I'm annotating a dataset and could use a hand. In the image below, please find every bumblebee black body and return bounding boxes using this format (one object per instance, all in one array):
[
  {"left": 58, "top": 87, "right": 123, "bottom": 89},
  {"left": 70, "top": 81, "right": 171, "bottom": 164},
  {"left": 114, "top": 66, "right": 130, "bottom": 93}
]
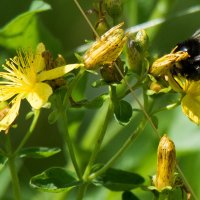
[{"left": 172, "top": 32, "right": 200, "bottom": 80}]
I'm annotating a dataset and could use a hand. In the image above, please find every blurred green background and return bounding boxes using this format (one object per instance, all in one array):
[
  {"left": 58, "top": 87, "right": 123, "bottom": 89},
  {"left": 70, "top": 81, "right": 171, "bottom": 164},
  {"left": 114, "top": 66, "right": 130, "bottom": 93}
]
[{"left": 0, "top": 0, "right": 200, "bottom": 199}]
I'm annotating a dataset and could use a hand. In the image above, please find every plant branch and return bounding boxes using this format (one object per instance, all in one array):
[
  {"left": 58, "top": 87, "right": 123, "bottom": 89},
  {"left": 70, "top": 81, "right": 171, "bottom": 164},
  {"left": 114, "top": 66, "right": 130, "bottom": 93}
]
[
  {"left": 7, "top": 136, "right": 21, "bottom": 200},
  {"left": 83, "top": 93, "right": 114, "bottom": 181},
  {"left": 14, "top": 109, "right": 40, "bottom": 156}
]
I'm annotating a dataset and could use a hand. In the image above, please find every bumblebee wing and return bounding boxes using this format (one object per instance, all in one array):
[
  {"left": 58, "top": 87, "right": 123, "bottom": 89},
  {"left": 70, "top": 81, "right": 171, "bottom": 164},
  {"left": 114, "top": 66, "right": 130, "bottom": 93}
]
[{"left": 192, "top": 28, "right": 200, "bottom": 39}]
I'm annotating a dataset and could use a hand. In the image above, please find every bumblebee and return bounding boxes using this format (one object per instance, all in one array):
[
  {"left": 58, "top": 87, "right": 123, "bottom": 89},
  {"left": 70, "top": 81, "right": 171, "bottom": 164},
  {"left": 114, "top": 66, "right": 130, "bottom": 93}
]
[
  {"left": 171, "top": 30, "right": 200, "bottom": 80},
  {"left": 150, "top": 29, "right": 200, "bottom": 81}
]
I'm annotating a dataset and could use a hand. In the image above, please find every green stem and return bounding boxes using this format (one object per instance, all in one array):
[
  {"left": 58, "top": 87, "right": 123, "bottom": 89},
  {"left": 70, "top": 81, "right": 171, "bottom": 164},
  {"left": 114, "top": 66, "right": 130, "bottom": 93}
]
[
  {"left": 89, "top": 118, "right": 147, "bottom": 180},
  {"left": 60, "top": 107, "right": 82, "bottom": 180},
  {"left": 6, "top": 110, "right": 41, "bottom": 200},
  {"left": 73, "top": 0, "right": 99, "bottom": 38},
  {"left": 67, "top": 67, "right": 85, "bottom": 98},
  {"left": 76, "top": 183, "right": 89, "bottom": 200},
  {"left": 176, "top": 165, "right": 199, "bottom": 200},
  {"left": 83, "top": 87, "right": 114, "bottom": 181},
  {"left": 14, "top": 109, "right": 40, "bottom": 156},
  {"left": 7, "top": 136, "right": 21, "bottom": 200},
  {"left": 154, "top": 191, "right": 170, "bottom": 200},
  {"left": 119, "top": 80, "right": 141, "bottom": 99}
]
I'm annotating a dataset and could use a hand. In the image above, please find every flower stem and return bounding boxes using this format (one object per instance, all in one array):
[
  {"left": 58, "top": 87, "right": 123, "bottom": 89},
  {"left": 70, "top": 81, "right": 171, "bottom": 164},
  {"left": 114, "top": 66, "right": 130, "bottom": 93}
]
[
  {"left": 60, "top": 105, "right": 82, "bottom": 180},
  {"left": 14, "top": 109, "right": 40, "bottom": 156},
  {"left": 89, "top": 118, "right": 147, "bottom": 180},
  {"left": 76, "top": 183, "right": 89, "bottom": 200},
  {"left": 6, "top": 110, "right": 41, "bottom": 200},
  {"left": 8, "top": 157, "right": 21, "bottom": 200},
  {"left": 6, "top": 136, "right": 21, "bottom": 200},
  {"left": 83, "top": 87, "right": 114, "bottom": 181},
  {"left": 73, "top": 0, "right": 99, "bottom": 38},
  {"left": 154, "top": 191, "right": 171, "bottom": 200}
]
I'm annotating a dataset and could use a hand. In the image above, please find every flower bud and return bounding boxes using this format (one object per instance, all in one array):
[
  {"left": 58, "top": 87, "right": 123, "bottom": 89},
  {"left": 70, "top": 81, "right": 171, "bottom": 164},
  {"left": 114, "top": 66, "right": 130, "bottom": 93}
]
[
  {"left": 95, "top": 20, "right": 109, "bottom": 36},
  {"left": 155, "top": 135, "right": 176, "bottom": 190},
  {"left": 104, "top": 0, "right": 122, "bottom": 18},
  {"left": 126, "top": 30, "right": 149, "bottom": 73},
  {"left": 149, "top": 82, "right": 163, "bottom": 93},
  {"left": 83, "top": 23, "right": 127, "bottom": 70},
  {"left": 134, "top": 30, "right": 149, "bottom": 53},
  {"left": 100, "top": 58, "right": 124, "bottom": 83}
]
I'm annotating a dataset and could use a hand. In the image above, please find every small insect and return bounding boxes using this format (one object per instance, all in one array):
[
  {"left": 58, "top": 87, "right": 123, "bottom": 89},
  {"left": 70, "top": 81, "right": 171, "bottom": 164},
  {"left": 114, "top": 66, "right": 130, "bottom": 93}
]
[{"left": 150, "top": 29, "right": 200, "bottom": 81}]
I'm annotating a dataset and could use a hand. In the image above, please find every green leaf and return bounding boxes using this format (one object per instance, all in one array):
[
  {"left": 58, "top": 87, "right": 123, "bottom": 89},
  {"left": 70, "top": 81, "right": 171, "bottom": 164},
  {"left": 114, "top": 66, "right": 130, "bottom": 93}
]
[
  {"left": 93, "top": 167, "right": 144, "bottom": 191},
  {"left": 19, "top": 147, "right": 61, "bottom": 159},
  {"left": 91, "top": 79, "right": 108, "bottom": 88},
  {"left": 30, "top": 167, "right": 81, "bottom": 192},
  {"left": 114, "top": 100, "right": 132, "bottom": 125},
  {"left": 84, "top": 94, "right": 108, "bottom": 109},
  {"left": 29, "top": 0, "right": 51, "bottom": 11},
  {"left": 48, "top": 110, "right": 60, "bottom": 124},
  {"left": 0, "top": 155, "right": 8, "bottom": 171},
  {"left": 122, "top": 191, "right": 140, "bottom": 200},
  {"left": 150, "top": 93, "right": 180, "bottom": 114},
  {"left": 0, "top": 1, "right": 51, "bottom": 49}
]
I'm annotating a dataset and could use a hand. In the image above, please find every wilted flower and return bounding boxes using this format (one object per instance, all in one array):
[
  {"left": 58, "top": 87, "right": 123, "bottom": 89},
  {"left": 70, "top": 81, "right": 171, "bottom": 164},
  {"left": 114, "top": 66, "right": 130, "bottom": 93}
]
[
  {"left": 0, "top": 43, "right": 83, "bottom": 132},
  {"left": 150, "top": 51, "right": 189, "bottom": 77},
  {"left": 83, "top": 22, "right": 127, "bottom": 69},
  {"left": 155, "top": 135, "right": 176, "bottom": 190}
]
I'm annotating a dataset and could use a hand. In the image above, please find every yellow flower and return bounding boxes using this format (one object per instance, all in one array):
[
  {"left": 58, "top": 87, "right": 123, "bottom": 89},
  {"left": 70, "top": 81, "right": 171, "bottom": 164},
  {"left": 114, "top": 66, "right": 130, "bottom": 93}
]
[
  {"left": 181, "top": 80, "right": 200, "bottom": 124},
  {"left": 0, "top": 43, "right": 83, "bottom": 132},
  {"left": 83, "top": 22, "right": 127, "bottom": 69}
]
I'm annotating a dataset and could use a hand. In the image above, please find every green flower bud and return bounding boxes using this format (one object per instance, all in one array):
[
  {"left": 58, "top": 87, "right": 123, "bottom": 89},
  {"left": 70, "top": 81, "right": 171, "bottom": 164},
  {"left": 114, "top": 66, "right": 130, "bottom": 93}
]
[
  {"left": 126, "top": 30, "right": 149, "bottom": 73},
  {"left": 95, "top": 20, "right": 109, "bottom": 36},
  {"left": 104, "top": 0, "right": 122, "bottom": 18},
  {"left": 134, "top": 30, "right": 149, "bottom": 53}
]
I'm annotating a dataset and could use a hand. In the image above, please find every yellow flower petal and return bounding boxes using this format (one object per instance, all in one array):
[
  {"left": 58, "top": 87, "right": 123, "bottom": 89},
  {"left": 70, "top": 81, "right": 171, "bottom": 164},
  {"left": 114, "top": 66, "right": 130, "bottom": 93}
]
[
  {"left": 33, "top": 43, "right": 46, "bottom": 73},
  {"left": 0, "top": 95, "right": 22, "bottom": 132},
  {"left": 182, "top": 93, "right": 200, "bottom": 124},
  {"left": 184, "top": 80, "right": 200, "bottom": 95},
  {"left": 26, "top": 83, "right": 52, "bottom": 109},
  {"left": 0, "top": 86, "right": 20, "bottom": 101},
  {"left": 37, "top": 64, "right": 83, "bottom": 82}
]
